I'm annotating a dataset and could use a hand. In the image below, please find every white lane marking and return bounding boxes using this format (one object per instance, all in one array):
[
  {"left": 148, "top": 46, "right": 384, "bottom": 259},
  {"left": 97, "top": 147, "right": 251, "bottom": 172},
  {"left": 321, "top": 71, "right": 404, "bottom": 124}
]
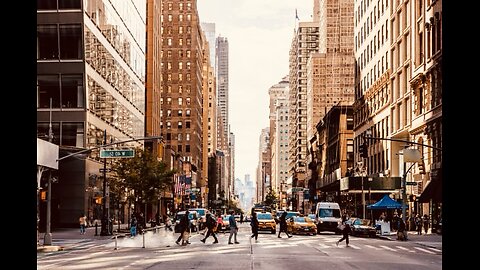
[
  {"left": 364, "top": 244, "right": 381, "bottom": 250},
  {"left": 379, "top": 245, "right": 397, "bottom": 251},
  {"left": 414, "top": 247, "right": 436, "bottom": 254},
  {"left": 348, "top": 244, "right": 361, "bottom": 249},
  {"left": 396, "top": 246, "right": 415, "bottom": 252},
  {"left": 427, "top": 247, "right": 442, "bottom": 253}
]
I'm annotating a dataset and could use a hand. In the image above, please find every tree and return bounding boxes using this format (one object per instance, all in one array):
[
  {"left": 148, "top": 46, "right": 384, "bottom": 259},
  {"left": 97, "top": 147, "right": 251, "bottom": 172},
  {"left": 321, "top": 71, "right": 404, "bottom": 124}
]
[
  {"left": 264, "top": 188, "right": 278, "bottom": 209},
  {"left": 111, "top": 148, "right": 175, "bottom": 210}
]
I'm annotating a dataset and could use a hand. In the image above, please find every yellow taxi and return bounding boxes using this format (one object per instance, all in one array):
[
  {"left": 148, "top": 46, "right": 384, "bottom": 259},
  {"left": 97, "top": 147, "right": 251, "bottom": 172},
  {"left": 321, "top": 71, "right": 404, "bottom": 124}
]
[
  {"left": 287, "top": 216, "right": 317, "bottom": 235},
  {"left": 256, "top": 212, "right": 277, "bottom": 234}
]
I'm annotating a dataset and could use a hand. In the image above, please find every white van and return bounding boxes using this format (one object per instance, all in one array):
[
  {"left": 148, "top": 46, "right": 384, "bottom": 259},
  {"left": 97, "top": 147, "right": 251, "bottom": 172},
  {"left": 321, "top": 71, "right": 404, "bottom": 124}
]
[{"left": 314, "top": 202, "right": 342, "bottom": 234}]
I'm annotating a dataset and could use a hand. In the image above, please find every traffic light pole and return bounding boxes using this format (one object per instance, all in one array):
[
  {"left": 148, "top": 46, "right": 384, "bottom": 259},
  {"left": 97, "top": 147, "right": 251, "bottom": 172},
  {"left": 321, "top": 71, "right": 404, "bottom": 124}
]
[{"left": 100, "top": 130, "right": 110, "bottom": 236}]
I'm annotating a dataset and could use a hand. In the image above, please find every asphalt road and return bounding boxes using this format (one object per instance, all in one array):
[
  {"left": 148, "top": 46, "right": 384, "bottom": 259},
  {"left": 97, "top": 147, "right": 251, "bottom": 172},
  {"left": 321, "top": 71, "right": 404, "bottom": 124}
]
[{"left": 37, "top": 224, "right": 442, "bottom": 270}]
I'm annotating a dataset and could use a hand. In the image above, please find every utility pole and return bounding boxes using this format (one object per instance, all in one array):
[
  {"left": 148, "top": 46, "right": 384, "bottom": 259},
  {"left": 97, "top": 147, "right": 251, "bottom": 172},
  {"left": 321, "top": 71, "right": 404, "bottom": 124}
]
[
  {"left": 100, "top": 129, "right": 110, "bottom": 236},
  {"left": 44, "top": 98, "right": 54, "bottom": 245}
]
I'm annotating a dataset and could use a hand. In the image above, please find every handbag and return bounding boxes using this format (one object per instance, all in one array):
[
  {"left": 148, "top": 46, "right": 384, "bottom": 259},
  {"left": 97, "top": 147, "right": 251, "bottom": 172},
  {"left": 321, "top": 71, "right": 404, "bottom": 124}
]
[{"left": 337, "top": 224, "right": 345, "bottom": 230}]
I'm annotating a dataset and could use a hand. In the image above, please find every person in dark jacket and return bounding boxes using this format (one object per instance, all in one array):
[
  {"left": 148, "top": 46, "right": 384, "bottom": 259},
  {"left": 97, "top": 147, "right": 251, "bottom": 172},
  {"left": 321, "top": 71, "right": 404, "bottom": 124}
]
[
  {"left": 250, "top": 212, "right": 259, "bottom": 241},
  {"left": 176, "top": 211, "right": 191, "bottom": 245},
  {"left": 200, "top": 213, "right": 219, "bottom": 244},
  {"left": 277, "top": 211, "right": 292, "bottom": 238},
  {"left": 336, "top": 222, "right": 351, "bottom": 246}
]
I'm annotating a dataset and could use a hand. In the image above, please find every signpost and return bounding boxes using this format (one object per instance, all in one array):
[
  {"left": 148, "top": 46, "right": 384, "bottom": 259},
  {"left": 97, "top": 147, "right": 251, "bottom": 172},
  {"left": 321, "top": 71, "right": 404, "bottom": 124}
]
[{"left": 100, "top": 149, "right": 135, "bottom": 158}]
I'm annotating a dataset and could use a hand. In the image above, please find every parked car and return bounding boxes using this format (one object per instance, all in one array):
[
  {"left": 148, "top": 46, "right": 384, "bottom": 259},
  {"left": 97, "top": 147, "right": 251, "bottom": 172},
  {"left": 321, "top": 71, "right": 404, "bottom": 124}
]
[
  {"left": 256, "top": 212, "right": 277, "bottom": 234},
  {"left": 286, "top": 216, "right": 317, "bottom": 235},
  {"left": 345, "top": 218, "right": 377, "bottom": 237},
  {"left": 174, "top": 211, "right": 198, "bottom": 233}
]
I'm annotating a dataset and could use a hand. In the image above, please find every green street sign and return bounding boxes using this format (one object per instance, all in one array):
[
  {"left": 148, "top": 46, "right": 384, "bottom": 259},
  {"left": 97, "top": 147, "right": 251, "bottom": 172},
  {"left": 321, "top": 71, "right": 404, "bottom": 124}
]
[{"left": 100, "top": 149, "right": 135, "bottom": 158}]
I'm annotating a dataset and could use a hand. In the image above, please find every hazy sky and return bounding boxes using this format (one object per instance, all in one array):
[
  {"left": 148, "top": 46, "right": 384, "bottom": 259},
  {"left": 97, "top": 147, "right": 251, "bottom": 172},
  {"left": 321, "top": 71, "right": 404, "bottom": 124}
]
[{"left": 197, "top": 0, "right": 313, "bottom": 183}]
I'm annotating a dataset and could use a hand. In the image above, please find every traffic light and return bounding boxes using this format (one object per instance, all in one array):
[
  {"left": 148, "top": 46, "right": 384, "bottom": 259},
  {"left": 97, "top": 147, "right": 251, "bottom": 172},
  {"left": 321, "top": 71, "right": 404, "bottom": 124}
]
[
  {"left": 359, "top": 143, "right": 368, "bottom": 158},
  {"left": 418, "top": 159, "right": 426, "bottom": 174}
]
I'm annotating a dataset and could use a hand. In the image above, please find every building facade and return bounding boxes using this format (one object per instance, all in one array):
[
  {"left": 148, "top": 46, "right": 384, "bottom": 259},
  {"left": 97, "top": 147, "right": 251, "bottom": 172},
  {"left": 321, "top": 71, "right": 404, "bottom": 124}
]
[
  {"left": 160, "top": 0, "right": 204, "bottom": 207},
  {"left": 37, "top": 0, "right": 146, "bottom": 227}
]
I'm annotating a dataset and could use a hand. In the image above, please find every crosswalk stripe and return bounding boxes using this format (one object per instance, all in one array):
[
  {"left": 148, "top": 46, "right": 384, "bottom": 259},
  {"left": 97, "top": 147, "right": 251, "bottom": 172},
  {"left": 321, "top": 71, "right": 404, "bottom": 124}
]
[
  {"left": 427, "top": 247, "right": 441, "bottom": 253},
  {"left": 364, "top": 244, "right": 380, "bottom": 250},
  {"left": 414, "top": 247, "right": 436, "bottom": 254},
  {"left": 379, "top": 245, "right": 397, "bottom": 251},
  {"left": 396, "top": 246, "right": 415, "bottom": 252},
  {"left": 348, "top": 244, "right": 361, "bottom": 249}
]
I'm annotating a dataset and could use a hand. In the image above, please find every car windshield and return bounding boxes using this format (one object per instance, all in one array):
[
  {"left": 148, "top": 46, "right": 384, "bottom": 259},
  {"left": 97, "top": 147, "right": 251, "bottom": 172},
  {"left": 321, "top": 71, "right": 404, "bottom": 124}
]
[
  {"left": 352, "top": 219, "right": 370, "bottom": 226},
  {"left": 286, "top": 212, "right": 300, "bottom": 219},
  {"left": 257, "top": 213, "right": 273, "bottom": 220},
  {"left": 293, "top": 217, "right": 307, "bottom": 223},
  {"left": 319, "top": 209, "right": 341, "bottom": 218},
  {"left": 222, "top": 215, "right": 231, "bottom": 221},
  {"left": 194, "top": 209, "right": 206, "bottom": 216}
]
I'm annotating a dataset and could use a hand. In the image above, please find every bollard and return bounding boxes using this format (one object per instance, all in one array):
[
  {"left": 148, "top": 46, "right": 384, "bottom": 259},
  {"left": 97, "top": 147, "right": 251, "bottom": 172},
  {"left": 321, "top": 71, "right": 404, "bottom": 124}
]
[
  {"left": 142, "top": 230, "right": 146, "bottom": 248},
  {"left": 114, "top": 234, "right": 118, "bottom": 250},
  {"left": 95, "top": 222, "right": 98, "bottom": 236}
]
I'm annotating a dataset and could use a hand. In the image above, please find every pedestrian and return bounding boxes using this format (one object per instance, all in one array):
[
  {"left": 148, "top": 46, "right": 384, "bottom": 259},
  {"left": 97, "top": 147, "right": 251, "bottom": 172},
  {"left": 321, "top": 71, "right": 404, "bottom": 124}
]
[
  {"left": 79, "top": 213, "right": 87, "bottom": 235},
  {"left": 130, "top": 214, "right": 137, "bottom": 238},
  {"left": 176, "top": 210, "right": 191, "bottom": 245},
  {"left": 423, "top": 214, "right": 429, "bottom": 234},
  {"left": 397, "top": 218, "right": 407, "bottom": 241},
  {"left": 336, "top": 222, "right": 351, "bottom": 247},
  {"left": 200, "top": 213, "right": 219, "bottom": 244},
  {"left": 250, "top": 212, "right": 259, "bottom": 241},
  {"left": 278, "top": 211, "right": 292, "bottom": 238},
  {"left": 217, "top": 213, "right": 224, "bottom": 234},
  {"left": 163, "top": 214, "right": 172, "bottom": 231},
  {"left": 415, "top": 214, "right": 423, "bottom": 235},
  {"left": 228, "top": 210, "right": 240, "bottom": 244},
  {"left": 240, "top": 212, "right": 244, "bottom": 224}
]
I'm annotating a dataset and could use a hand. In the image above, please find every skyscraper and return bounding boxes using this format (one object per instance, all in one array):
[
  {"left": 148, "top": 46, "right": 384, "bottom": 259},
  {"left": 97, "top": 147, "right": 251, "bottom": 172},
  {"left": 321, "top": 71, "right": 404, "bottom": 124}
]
[{"left": 215, "top": 36, "right": 229, "bottom": 151}]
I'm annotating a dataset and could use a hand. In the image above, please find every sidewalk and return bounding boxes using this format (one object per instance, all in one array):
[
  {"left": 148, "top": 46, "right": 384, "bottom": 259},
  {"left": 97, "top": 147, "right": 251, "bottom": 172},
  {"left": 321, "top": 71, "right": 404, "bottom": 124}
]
[
  {"left": 37, "top": 223, "right": 134, "bottom": 253},
  {"left": 377, "top": 230, "right": 442, "bottom": 250}
]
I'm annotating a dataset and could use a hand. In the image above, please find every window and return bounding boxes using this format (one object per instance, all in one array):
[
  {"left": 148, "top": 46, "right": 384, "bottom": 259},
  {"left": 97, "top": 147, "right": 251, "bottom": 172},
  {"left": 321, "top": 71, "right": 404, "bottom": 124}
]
[
  {"left": 186, "top": 98, "right": 191, "bottom": 105},
  {"left": 167, "top": 110, "right": 171, "bottom": 117},
  {"left": 37, "top": 25, "right": 58, "bottom": 60},
  {"left": 178, "top": 134, "right": 182, "bottom": 141},
  {"left": 37, "top": 0, "right": 57, "bottom": 10},
  {"left": 177, "top": 145, "right": 182, "bottom": 152},
  {"left": 61, "top": 122, "right": 84, "bottom": 147},
  {"left": 37, "top": 0, "right": 81, "bottom": 10},
  {"left": 37, "top": 75, "right": 60, "bottom": 108},
  {"left": 178, "top": 121, "right": 183, "bottom": 129},
  {"left": 186, "top": 121, "right": 191, "bottom": 129},
  {"left": 186, "top": 109, "right": 191, "bottom": 116},
  {"left": 178, "top": 98, "right": 183, "bottom": 105},
  {"left": 61, "top": 74, "right": 83, "bottom": 108},
  {"left": 186, "top": 134, "right": 190, "bottom": 141},
  {"left": 178, "top": 110, "right": 183, "bottom": 116},
  {"left": 186, "top": 145, "right": 191, "bottom": 152}
]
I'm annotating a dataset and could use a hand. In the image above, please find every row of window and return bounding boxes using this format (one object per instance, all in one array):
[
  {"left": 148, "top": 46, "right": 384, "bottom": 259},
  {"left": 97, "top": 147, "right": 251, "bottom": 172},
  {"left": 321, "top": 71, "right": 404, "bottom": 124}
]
[
  {"left": 161, "top": 97, "right": 192, "bottom": 106},
  {"left": 37, "top": 24, "right": 83, "bottom": 60},
  {"left": 164, "top": 13, "right": 193, "bottom": 23},
  {"left": 37, "top": 74, "right": 84, "bottom": 109},
  {"left": 164, "top": 2, "right": 192, "bottom": 11},
  {"left": 165, "top": 132, "right": 191, "bottom": 141},
  {"left": 37, "top": 0, "right": 81, "bottom": 10}
]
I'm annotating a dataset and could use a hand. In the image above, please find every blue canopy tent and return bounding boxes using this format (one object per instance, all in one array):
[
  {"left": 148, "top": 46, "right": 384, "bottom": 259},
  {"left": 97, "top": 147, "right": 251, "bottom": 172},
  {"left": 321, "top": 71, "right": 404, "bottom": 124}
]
[{"left": 367, "top": 195, "right": 402, "bottom": 209}]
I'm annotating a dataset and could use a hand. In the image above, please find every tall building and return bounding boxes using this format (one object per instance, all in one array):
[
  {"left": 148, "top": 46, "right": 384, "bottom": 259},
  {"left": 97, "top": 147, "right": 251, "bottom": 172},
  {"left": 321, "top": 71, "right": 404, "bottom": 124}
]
[
  {"left": 37, "top": 0, "right": 146, "bottom": 227},
  {"left": 288, "top": 21, "right": 319, "bottom": 210},
  {"left": 215, "top": 36, "right": 229, "bottom": 151},
  {"left": 201, "top": 22, "right": 216, "bottom": 72},
  {"left": 257, "top": 128, "right": 270, "bottom": 203},
  {"left": 160, "top": 0, "right": 204, "bottom": 206},
  {"left": 145, "top": 0, "right": 163, "bottom": 156},
  {"left": 268, "top": 76, "right": 289, "bottom": 204}
]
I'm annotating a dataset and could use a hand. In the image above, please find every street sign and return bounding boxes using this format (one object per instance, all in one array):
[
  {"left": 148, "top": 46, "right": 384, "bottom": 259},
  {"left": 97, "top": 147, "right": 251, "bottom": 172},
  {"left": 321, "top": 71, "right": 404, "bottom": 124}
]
[
  {"left": 292, "top": 187, "right": 304, "bottom": 192},
  {"left": 100, "top": 149, "right": 135, "bottom": 158},
  {"left": 99, "top": 168, "right": 112, "bottom": 173},
  {"left": 406, "top": 182, "right": 417, "bottom": 185}
]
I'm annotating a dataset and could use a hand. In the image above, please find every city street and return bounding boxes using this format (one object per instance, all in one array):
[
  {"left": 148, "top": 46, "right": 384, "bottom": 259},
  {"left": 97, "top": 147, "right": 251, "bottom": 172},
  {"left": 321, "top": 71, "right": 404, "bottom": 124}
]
[{"left": 37, "top": 223, "right": 442, "bottom": 269}]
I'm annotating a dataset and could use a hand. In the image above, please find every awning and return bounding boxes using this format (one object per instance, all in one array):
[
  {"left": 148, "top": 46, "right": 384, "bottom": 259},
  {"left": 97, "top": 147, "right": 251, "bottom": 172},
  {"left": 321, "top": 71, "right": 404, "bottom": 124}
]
[{"left": 418, "top": 173, "right": 442, "bottom": 203}]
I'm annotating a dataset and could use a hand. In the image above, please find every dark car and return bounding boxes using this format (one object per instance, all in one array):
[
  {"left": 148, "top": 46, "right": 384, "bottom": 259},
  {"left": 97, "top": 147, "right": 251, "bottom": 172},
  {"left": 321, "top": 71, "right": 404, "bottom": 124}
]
[{"left": 346, "top": 218, "right": 377, "bottom": 237}]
